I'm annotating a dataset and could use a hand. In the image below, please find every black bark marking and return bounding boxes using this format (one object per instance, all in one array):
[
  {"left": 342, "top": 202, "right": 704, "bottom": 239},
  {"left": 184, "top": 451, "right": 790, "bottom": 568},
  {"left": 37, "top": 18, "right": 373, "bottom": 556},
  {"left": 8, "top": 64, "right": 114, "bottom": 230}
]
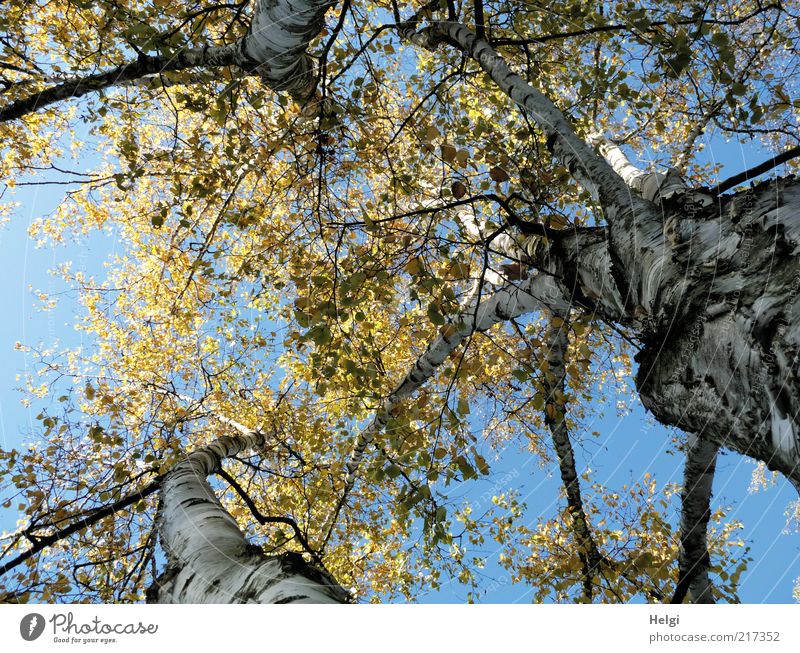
[{"left": 274, "top": 595, "right": 310, "bottom": 603}]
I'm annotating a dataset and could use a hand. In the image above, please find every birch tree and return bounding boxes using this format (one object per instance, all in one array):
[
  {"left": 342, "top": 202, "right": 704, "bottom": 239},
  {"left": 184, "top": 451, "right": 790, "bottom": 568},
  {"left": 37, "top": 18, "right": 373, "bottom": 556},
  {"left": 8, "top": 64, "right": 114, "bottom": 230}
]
[{"left": 1, "top": 0, "right": 799, "bottom": 603}]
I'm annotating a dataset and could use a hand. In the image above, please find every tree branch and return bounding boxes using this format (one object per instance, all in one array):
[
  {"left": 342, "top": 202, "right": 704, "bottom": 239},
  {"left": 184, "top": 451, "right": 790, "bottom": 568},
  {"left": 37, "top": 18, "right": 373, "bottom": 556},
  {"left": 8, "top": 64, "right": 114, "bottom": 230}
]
[
  {"left": 0, "top": 47, "right": 243, "bottom": 123},
  {"left": 0, "top": 0, "right": 338, "bottom": 122},
  {"left": 400, "top": 22, "right": 671, "bottom": 317},
  {"left": 0, "top": 477, "right": 161, "bottom": 577},
  {"left": 541, "top": 311, "right": 605, "bottom": 600},
  {"left": 215, "top": 466, "right": 323, "bottom": 565},
  {"left": 587, "top": 131, "right": 687, "bottom": 202},
  {"left": 488, "top": 4, "right": 783, "bottom": 47},
  {"left": 716, "top": 145, "right": 800, "bottom": 194},
  {"left": 671, "top": 434, "right": 718, "bottom": 604},
  {"left": 473, "top": 0, "right": 486, "bottom": 40},
  {"left": 322, "top": 271, "right": 568, "bottom": 546}
]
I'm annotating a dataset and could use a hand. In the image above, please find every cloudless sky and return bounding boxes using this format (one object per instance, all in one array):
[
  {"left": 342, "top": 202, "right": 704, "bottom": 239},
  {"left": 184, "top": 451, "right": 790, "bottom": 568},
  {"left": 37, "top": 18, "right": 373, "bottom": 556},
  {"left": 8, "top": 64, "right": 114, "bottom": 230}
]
[{"left": 0, "top": 110, "right": 798, "bottom": 603}]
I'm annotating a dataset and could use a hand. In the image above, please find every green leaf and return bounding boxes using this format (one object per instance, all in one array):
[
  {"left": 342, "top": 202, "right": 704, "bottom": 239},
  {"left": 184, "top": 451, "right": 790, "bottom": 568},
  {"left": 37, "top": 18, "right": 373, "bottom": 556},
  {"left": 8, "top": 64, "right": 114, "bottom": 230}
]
[
  {"left": 511, "top": 368, "right": 529, "bottom": 382},
  {"left": 427, "top": 304, "right": 445, "bottom": 326},
  {"left": 489, "top": 166, "right": 510, "bottom": 182},
  {"left": 457, "top": 397, "right": 470, "bottom": 415},
  {"left": 455, "top": 456, "right": 477, "bottom": 480},
  {"left": 665, "top": 49, "right": 692, "bottom": 77}
]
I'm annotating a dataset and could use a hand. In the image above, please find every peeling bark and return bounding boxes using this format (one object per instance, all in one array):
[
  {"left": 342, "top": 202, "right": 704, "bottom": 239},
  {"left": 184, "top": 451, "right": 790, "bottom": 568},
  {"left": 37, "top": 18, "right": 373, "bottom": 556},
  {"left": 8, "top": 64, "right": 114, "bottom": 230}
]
[
  {"left": 587, "top": 131, "right": 688, "bottom": 203},
  {"left": 539, "top": 175, "right": 800, "bottom": 489},
  {"left": 242, "top": 0, "right": 336, "bottom": 99},
  {"left": 636, "top": 177, "right": 800, "bottom": 487},
  {"left": 546, "top": 174, "right": 800, "bottom": 488},
  {"left": 150, "top": 430, "right": 349, "bottom": 603}
]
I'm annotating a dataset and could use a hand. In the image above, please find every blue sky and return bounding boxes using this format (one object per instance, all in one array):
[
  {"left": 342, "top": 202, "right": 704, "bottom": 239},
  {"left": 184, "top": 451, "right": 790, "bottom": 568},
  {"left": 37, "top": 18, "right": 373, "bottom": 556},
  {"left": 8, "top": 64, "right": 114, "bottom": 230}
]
[
  {"left": 0, "top": 118, "right": 798, "bottom": 602},
  {"left": 414, "top": 398, "right": 800, "bottom": 603}
]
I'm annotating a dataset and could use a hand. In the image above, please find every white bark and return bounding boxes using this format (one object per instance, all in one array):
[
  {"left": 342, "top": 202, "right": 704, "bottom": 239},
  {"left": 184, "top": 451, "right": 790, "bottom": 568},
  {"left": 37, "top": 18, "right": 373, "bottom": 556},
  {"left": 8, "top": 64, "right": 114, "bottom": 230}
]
[
  {"left": 536, "top": 177, "right": 800, "bottom": 489},
  {"left": 403, "top": 22, "right": 800, "bottom": 488},
  {"left": 242, "top": 0, "right": 336, "bottom": 98},
  {"left": 637, "top": 177, "right": 800, "bottom": 488},
  {"left": 587, "top": 131, "right": 688, "bottom": 203},
  {"left": 151, "top": 430, "right": 348, "bottom": 603},
  {"left": 0, "top": 0, "right": 336, "bottom": 121}
]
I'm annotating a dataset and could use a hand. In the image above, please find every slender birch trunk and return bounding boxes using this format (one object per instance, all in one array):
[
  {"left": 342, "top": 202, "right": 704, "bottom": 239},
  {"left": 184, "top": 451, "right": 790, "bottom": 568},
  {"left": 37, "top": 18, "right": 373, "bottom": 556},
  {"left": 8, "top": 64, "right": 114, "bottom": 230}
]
[{"left": 672, "top": 434, "right": 718, "bottom": 604}]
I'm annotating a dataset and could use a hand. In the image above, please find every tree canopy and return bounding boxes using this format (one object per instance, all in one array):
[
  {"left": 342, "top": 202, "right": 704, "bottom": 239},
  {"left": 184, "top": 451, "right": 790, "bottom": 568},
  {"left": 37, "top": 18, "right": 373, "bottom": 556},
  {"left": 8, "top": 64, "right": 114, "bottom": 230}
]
[{"left": 0, "top": 0, "right": 799, "bottom": 603}]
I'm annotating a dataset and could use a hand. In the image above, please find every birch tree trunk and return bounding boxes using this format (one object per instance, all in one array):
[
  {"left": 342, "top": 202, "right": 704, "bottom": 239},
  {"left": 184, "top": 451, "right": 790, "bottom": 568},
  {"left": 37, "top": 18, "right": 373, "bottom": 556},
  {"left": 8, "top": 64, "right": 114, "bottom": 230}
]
[
  {"left": 552, "top": 166, "right": 800, "bottom": 491},
  {"left": 148, "top": 431, "right": 349, "bottom": 604},
  {"left": 0, "top": 0, "right": 336, "bottom": 121},
  {"left": 242, "top": 0, "right": 335, "bottom": 99},
  {"left": 635, "top": 176, "right": 800, "bottom": 491},
  {"left": 411, "top": 22, "right": 800, "bottom": 490}
]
